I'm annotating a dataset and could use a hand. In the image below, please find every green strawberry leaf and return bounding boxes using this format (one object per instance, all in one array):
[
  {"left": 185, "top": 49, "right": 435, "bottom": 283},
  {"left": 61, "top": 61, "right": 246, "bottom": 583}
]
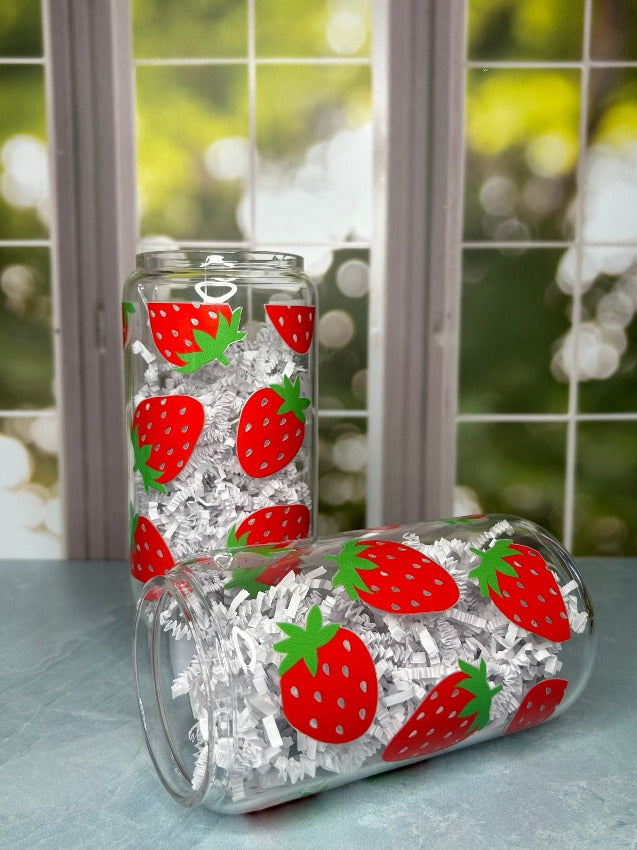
[
  {"left": 224, "top": 566, "right": 273, "bottom": 598},
  {"left": 271, "top": 374, "right": 311, "bottom": 424},
  {"left": 274, "top": 604, "right": 339, "bottom": 677},
  {"left": 457, "top": 658, "right": 503, "bottom": 732},
  {"left": 176, "top": 307, "right": 247, "bottom": 372},
  {"left": 468, "top": 539, "right": 519, "bottom": 598},
  {"left": 326, "top": 539, "right": 377, "bottom": 600},
  {"left": 129, "top": 503, "right": 139, "bottom": 548},
  {"left": 122, "top": 301, "right": 136, "bottom": 318},
  {"left": 131, "top": 425, "right": 167, "bottom": 494}
]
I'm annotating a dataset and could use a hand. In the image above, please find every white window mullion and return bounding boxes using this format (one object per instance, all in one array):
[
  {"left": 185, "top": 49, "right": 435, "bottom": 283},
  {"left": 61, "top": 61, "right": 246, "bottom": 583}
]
[
  {"left": 44, "top": 0, "right": 136, "bottom": 558},
  {"left": 368, "top": 0, "right": 466, "bottom": 526}
]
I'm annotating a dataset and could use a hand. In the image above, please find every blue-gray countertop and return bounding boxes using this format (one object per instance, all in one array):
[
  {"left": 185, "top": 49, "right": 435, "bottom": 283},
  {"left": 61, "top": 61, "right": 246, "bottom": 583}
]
[{"left": 0, "top": 558, "right": 635, "bottom": 849}]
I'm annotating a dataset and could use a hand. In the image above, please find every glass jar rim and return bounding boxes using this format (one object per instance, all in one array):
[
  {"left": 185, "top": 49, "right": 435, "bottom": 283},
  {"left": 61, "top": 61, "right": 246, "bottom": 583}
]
[{"left": 136, "top": 249, "right": 304, "bottom": 273}]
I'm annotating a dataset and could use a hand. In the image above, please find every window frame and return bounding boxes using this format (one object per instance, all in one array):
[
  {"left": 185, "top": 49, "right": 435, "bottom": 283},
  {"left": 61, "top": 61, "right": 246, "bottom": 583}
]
[{"left": 44, "top": 0, "right": 466, "bottom": 557}]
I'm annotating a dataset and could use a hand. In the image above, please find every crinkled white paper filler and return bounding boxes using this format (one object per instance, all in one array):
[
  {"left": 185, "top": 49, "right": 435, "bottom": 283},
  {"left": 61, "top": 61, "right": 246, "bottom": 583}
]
[
  {"left": 159, "top": 520, "right": 589, "bottom": 801},
  {"left": 131, "top": 324, "right": 313, "bottom": 558}
]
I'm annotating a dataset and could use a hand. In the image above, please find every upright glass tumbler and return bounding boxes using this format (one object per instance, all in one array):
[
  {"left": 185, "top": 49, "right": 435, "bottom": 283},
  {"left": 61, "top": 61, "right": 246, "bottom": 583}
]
[
  {"left": 123, "top": 250, "right": 318, "bottom": 592},
  {"left": 133, "top": 514, "right": 595, "bottom": 813}
]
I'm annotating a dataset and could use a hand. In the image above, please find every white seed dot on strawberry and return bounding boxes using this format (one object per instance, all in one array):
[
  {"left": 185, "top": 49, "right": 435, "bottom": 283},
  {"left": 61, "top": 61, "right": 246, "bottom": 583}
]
[
  {"left": 322, "top": 663, "right": 330, "bottom": 676},
  {"left": 514, "top": 614, "right": 521, "bottom": 623},
  {"left": 309, "top": 718, "right": 318, "bottom": 729},
  {"left": 171, "top": 329, "right": 178, "bottom": 337},
  {"left": 502, "top": 589, "right": 511, "bottom": 598},
  {"left": 164, "top": 426, "right": 172, "bottom": 435},
  {"left": 520, "top": 599, "right": 528, "bottom": 607},
  {"left": 150, "top": 310, "right": 156, "bottom": 317},
  {"left": 460, "top": 720, "right": 469, "bottom": 728},
  {"left": 313, "top": 691, "right": 322, "bottom": 702},
  {"left": 342, "top": 639, "right": 351, "bottom": 652},
  {"left": 276, "top": 452, "right": 284, "bottom": 460},
  {"left": 290, "top": 686, "right": 299, "bottom": 698},
  {"left": 560, "top": 611, "right": 568, "bottom": 619},
  {"left": 177, "top": 460, "right": 184, "bottom": 468},
  {"left": 335, "top": 725, "right": 344, "bottom": 736},
  {"left": 185, "top": 340, "right": 192, "bottom": 347},
  {"left": 157, "top": 550, "right": 163, "bottom": 557},
  {"left": 545, "top": 687, "right": 552, "bottom": 695},
  {"left": 159, "top": 463, "right": 165, "bottom": 470},
  {"left": 435, "top": 705, "right": 444, "bottom": 715},
  {"left": 160, "top": 398, "right": 166, "bottom": 405},
  {"left": 261, "top": 398, "right": 268, "bottom": 407},
  {"left": 550, "top": 587, "right": 558, "bottom": 595},
  {"left": 359, "top": 709, "right": 366, "bottom": 720},
  {"left": 391, "top": 585, "right": 400, "bottom": 593},
  {"left": 183, "top": 442, "right": 190, "bottom": 450},
  {"left": 155, "top": 331, "right": 162, "bottom": 339},
  {"left": 159, "top": 309, "right": 166, "bottom": 317},
  {"left": 172, "top": 304, "right": 179, "bottom": 311},
  {"left": 360, "top": 681, "right": 367, "bottom": 693},
  {"left": 160, "top": 411, "right": 167, "bottom": 418},
  {"left": 259, "top": 461, "right": 268, "bottom": 470},
  {"left": 538, "top": 594, "right": 546, "bottom": 602},
  {"left": 167, "top": 448, "right": 173, "bottom": 455},
  {"left": 262, "top": 417, "right": 269, "bottom": 426},
  {"left": 337, "top": 697, "right": 346, "bottom": 709},
  {"left": 410, "top": 600, "right": 420, "bottom": 608},
  {"left": 444, "top": 731, "right": 453, "bottom": 739},
  {"left": 179, "top": 407, "right": 186, "bottom": 415},
  {"left": 391, "top": 603, "right": 400, "bottom": 611},
  {"left": 531, "top": 619, "right": 539, "bottom": 628},
  {"left": 295, "top": 428, "right": 301, "bottom": 437},
  {"left": 417, "top": 711, "right": 426, "bottom": 720},
  {"left": 292, "top": 333, "right": 298, "bottom": 343},
  {"left": 408, "top": 730, "right": 418, "bottom": 739},
  {"left": 245, "top": 448, "right": 252, "bottom": 457},
  {"left": 426, "top": 728, "right": 435, "bottom": 736},
  {"left": 526, "top": 700, "right": 533, "bottom": 709},
  {"left": 341, "top": 665, "right": 349, "bottom": 678},
  {"left": 422, "top": 589, "right": 432, "bottom": 597},
  {"left": 405, "top": 573, "right": 415, "bottom": 581},
  {"left": 191, "top": 318, "right": 199, "bottom": 326},
  {"left": 144, "top": 542, "right": 150, "bottom": 550},
  {"left": 451, "top": 689, "right": 459, "bottom": 698},
  {"left": 278, "top": 317, "right": 284, "bottom": 326},
  {"left": 264, "top": 439, "right": 270, "bottom": 447},
  {"left": 448, "top": 710, "right": 457, "bottom": 719},
  {"left": 282, "top": 434, "right": 288, "bottom": 441}
]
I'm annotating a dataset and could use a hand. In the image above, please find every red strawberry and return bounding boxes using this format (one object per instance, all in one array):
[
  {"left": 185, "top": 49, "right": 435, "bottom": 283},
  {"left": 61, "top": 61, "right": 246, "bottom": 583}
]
[
  {"left": 147, "top": 301, "right": 246, "bottom": 371},
  {"left": 274, "top": 604, "right": 377, "bottom": 744},
  {"left": 237, "top": 375, "right": 310, "bottom": 477},
  {"left": 122, "top": 301, "right": 135, "bottom": 346},
  {"left": 504, "top": 678, "right": 568, "bottom": 735},
  {"left": 382, "top": 659, "right": 502, "bottom": 762},
  {"left": 227, "top": 504, "right": 311, "bottom": 551},
  {"left": 131, "top": 394, "right": 204, "bottom": 493},
  {"left": 266, "top": 304, "right": 315, "bottom": 354},
  {"left": 326, "top": 539, "right": 459, "bottom": 614},
  {"left": 130, "top": 509, "right": 175, "bottom": 583},
  {"left": 469, "top": 540, "right": 571, "bottom": 642}
]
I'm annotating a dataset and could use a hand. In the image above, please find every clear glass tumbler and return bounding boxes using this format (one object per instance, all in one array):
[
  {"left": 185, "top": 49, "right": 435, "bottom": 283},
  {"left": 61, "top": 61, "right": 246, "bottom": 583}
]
[
  {"left": 123, "top": 250, "right": 318, "bottom": 592},
  {"left": 133, "top": 514, "right": 595, "bottom": 813}
]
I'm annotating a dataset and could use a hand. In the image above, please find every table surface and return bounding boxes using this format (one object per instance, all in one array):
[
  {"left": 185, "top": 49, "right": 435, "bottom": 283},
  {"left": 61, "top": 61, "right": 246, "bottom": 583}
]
[{"left": 1, "top": 557, "right": 635, "bottom": 849}]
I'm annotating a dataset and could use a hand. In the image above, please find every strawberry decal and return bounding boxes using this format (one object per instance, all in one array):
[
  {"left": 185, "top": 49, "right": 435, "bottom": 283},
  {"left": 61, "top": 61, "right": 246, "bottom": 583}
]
[
  {"left": 274, "top": 604, "right": 378, "bottom": 744},
  {"left": 224, "top": 550, "right": 304, "bottom": 597},
  {"left": 147, "top": 301, "right": 246, "bottom": 372},
  {"left": 130, "top": 509, "right": 175, "bottom": 582},
  {"left": 131, "top": 395, "right": 204, "bottom": 493},
  {"left": 504, "top": 678, "right": 568, "bottom": 735},
  {"left": 469, "top": 540, "right": 571, "bottom": 642},
  {"left": 122, "top": 301, "right": 135, "bottom": 346},
  {"left": 326, "top": 539, "right": 459, "bottom": 614},
  {"left": 227, "top": 504, "right": 311, "bottom": 551},
  {"left": 266, "top": 304, "right": 315, "bottom": 354},
  {"left": 237, "top": 375, "right": 310, "bottom": 477},
  {"left": 382, "top": 659, "right": 502, "bottom": 762}
]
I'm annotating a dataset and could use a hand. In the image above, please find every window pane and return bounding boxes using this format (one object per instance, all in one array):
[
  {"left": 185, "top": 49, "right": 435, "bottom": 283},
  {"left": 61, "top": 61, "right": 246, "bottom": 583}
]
[
  {"left": 464, "top": 69, "right": 580, "bottom": 242},
  {"left": 0, "top": 247, "right": 54, "bottom": 410},
  {"left": 132, "top": 0, "right": 247, "bottom": 58},
  {"left": 0, "top": 415, "right": 61, "bottom": 558},
  {"left": 468, "top": 0, "right": 584, "bottom": 61},
  {"left": 136, "top": 65, "right": 248, "bottom": 241},
  {"left": 456, "top": 421, "right": 566, "bottom": 538},
  {"left": 574, "top": 422, "right": 637, "bottom": 556},
  {"left": 591, "top": 0, "right": 637, "bottom": 61},
  {"left": 0, "top": 1, "right": 42, "bottom": 57},
  {"left": 253, "top": 64, "right": 371, "bottom": 243},
  {"left": 460, "top": 249, "right": 570, "bottom": 414},
  {"left": 0, "top": 65, "right": 48, "bottom": 239},
  {"left": 319, "top": 415, "right": 367, "bottom": 533},
  {"left": 255, "top": 0, "right": 371, "bottom": 57},
  {"left": 556, "top": 248, "right": 637, "bottom": 414},
  {"left": 583, "top": 68, "right": 637, "bottom": 245}
]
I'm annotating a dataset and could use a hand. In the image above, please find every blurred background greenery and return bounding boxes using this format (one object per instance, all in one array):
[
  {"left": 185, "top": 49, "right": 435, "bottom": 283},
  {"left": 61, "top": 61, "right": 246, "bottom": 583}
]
[{"left": 0, "top": 0, "right": 635, "bottom": 557}]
